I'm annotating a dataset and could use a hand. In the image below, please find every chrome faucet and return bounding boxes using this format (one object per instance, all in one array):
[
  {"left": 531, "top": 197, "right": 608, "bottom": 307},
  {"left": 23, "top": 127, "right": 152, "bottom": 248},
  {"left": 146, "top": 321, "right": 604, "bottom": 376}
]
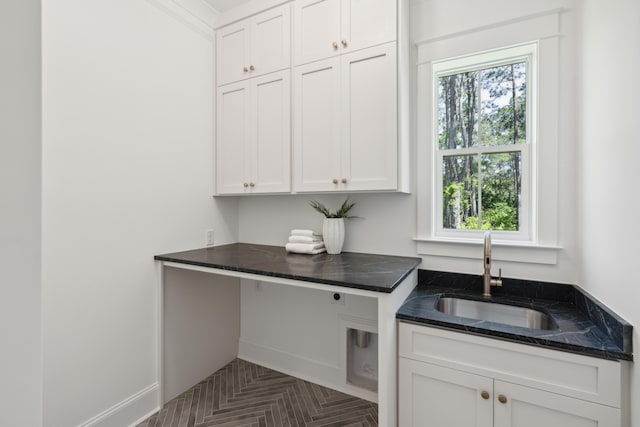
[{"left": 483, "top": 231, "right": 503, "bottom": 297}]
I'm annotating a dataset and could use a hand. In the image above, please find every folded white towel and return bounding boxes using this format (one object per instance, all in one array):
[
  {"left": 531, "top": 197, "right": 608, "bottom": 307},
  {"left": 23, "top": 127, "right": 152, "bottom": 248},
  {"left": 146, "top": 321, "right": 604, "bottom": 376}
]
[
  {"left": 285, "top": 242, "right": 326, "bottom": 254},
  {"left": 287, "top": 242, "right": 324, "bottom": 250},
  {"left": 289, "top": 235, "right": 323, "bottom": 244},
  {"left": 291, "top": 229, "right": 322, "bottom": 238}
]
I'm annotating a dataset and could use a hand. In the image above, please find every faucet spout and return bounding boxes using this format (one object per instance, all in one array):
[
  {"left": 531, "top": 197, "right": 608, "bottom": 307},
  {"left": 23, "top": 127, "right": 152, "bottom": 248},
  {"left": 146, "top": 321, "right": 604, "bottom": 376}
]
[{"left": 482, "top": 231, "right": 503, "bottom": 297}]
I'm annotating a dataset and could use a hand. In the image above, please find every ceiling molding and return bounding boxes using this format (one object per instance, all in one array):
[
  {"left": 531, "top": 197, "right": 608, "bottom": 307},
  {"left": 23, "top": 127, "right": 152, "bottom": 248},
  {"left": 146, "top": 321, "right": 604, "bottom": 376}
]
[
  {"left": 145, "top": 0, "right": 215, "bottom": 39},
  {"left": 172, "top": 0, "right": 219, "bottom": 28},
  {"left": 214, "top": 0, "right": 290, "bottom": 29}
]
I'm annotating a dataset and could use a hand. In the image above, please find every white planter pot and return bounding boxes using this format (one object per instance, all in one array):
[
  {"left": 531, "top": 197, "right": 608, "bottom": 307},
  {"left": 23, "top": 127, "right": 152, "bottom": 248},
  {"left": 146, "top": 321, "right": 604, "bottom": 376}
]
[{"left": 323, "top": 218, "right": 345, "bottom": 254}]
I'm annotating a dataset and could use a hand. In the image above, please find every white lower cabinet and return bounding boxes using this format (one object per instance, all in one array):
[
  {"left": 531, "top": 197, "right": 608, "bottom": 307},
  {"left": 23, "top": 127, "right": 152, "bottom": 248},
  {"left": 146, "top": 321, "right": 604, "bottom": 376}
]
[
  {"left": 399, "top": 358, "right": 493, "bottom": 427},
  {"left": 398, "top": 322, "right": 624, "bottom": 427},
  {"left": 494, "top": 381, "right": 620, "bottom": 427}
]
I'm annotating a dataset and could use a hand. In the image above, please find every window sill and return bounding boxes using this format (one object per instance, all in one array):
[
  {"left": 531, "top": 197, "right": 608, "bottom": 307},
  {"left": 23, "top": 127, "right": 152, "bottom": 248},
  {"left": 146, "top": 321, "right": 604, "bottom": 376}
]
[{"left": 415, "top": 237, "right": 561, "bottom": 265}]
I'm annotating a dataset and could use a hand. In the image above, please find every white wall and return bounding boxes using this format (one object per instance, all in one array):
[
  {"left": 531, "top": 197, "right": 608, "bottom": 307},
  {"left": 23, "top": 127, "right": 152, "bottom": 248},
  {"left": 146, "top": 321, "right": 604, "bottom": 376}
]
[
  {"left": 238, "top": 193, "right": 417, "bottom": 256},
  {"left": 238, "top": 0, "right": 580, "bottom": 284},
  {"left": 578, "top": 0, "right": 640, "bottom": 424},
  {"left": 163, "top": 268, "right": 240, "bottom": 403},
  {"left": 41, "top": 0, "right": 237, "bottom": 425},
  {"left": 238, "top": 279, "right": 378, "bottom": 400},
  {"left": 0, "top": 1, "right": 43, "bottom": 426},
  {"left": 410, "top": 0, "right": 575, "bottom": 43}
]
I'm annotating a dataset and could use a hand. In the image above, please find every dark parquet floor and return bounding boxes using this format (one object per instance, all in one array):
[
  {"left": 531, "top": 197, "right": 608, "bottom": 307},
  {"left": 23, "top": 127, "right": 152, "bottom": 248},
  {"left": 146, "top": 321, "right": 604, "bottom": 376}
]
[{"left": 137, "top": 358, "right": 378, "bottom": 427}]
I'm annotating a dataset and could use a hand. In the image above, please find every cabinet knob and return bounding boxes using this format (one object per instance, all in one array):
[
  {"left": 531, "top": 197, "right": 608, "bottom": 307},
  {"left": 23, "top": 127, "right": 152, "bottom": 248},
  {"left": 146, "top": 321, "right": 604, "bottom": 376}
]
[
  {"left": 498, "top": 394, "right": 508, "bottom": 404},
  {"left": 243, "top": 66, "right": 248, "bottom": 73},
  {"left": 249, "top": 65, "right": 255, "bottom": 71},
  {"left": 243, "top": 182, "right": 249, "bottom": 188},
  {"left": 332, "top": 41, "right": 338, "bottom": 49},
  {"left": 332, "top": 178, "right": 338, "bottom": 184},
  {"left": 249, "top": 182, "right": 255, "bottom": 187},
  {"left": 341, "top": 178, "right": 347, "bottom": 184},
  {"left": 481, "top": 391, "right": 490, "bottom": 400},
  {"left": 341, "top": 39, "right": 347, "bottom": 47}
]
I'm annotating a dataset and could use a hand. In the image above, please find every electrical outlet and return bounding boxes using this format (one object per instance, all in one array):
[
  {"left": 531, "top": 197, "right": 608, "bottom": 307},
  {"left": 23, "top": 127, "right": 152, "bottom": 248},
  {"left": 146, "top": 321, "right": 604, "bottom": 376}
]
[
  {"left": 205, "top": 229, "right": 215, "bottom": 246},
  {"left": 330, "top": 292, "right": 345, "bottom": 305}
]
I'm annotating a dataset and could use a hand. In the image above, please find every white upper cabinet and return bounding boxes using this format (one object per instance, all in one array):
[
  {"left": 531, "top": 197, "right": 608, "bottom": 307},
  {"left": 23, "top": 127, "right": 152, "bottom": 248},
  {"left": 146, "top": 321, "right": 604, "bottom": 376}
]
[
  {"left": 294, "top": 0, "right": 341, "bottom": 66},
  {"left": 217, "top": 71, "right": 291, "bottom": 195},
  {"left": 217, "top": 23, "right": 248, "bottom": 87},
  {"left": 341, "top": 43, "right": 397, "bottom": 191},
  {"left": 217, "top": 83, "right": 249, "bottom": 194},
  {"left": 294, "top": 42, "right": 397, "bottom": 192},
  {"left": 217, "top": 4, "right": 291, "bottom": 86},
  {"left": 215, "top": 0, "right": 409, "bottom": 195},
  {"left": 294, "top": 0, "right": 396, "bottom": 65},
  {"left": 341, "top": 0, "right": 397, "bottom": 54},
  {"left": 294, "top": 57, "right": 342, "bottom": 192}
]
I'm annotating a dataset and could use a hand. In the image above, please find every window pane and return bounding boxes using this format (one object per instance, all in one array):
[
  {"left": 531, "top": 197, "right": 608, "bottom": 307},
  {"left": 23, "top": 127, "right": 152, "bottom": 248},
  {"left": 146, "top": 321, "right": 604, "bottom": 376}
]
[
  {"left": 438, "top": 72, "right": 479, "bottom": 150},
  {"left": 443, "top": 154, "right": 478, "bottom": 229},
  {"left": 479, "top": 62, "right": 527, "bottom": 146},
  {"left": 480, "top": 152, "right": 521, "bottom": 231}
]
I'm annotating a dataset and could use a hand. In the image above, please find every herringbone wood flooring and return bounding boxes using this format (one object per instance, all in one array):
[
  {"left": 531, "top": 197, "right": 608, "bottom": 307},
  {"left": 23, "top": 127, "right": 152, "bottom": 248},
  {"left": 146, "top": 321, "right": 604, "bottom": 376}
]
[{"left": 138, "top": 358, "right": 378, "bottom": 427}]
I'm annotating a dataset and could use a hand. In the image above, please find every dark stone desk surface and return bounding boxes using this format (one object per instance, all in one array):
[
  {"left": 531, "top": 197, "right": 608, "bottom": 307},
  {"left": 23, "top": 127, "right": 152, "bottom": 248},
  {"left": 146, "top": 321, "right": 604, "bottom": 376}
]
[
  {"left": 397, "top": 270, "right": 633, "bottom": 361},
  {"left": 155, "top": 243, "right": 422, "bottom": 293}
]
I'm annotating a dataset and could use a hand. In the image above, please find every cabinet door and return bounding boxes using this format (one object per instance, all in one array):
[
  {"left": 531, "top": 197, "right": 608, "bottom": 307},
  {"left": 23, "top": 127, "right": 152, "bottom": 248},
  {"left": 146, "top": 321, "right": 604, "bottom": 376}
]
[
  {"left": 250, "top": 4, "right": 291, "bottom": 79},
  {"left": 341, "top": 43, "right": 397, "bottom": 191},
  {"left": 494, "top": 381, "right": 621, "bottom": 427},
  {"left": 399, "top": 357, "right": 493, "bottom": 427},
  {"left": 294, "top": 57, "right": 342, "bottom": 192},
  {"left": 341, "top": 0, "right": 397, "bottom": 53},
  {"left": 217, "top": 82, "right": 250, "bottom": 194},
  {"left": 251, "top": 71, "right": 291, "bottom": 193},
  {"left": 217, "top": 21, "right": 250, "bottom": 86},
  {"left": 294, "top": 0, "right": 341, "bottom": 65}
]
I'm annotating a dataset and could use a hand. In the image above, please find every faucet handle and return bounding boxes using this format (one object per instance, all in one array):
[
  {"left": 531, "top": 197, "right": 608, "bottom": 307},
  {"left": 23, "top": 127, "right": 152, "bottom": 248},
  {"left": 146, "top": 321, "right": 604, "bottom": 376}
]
[{"left": 496, "top": 268, "right": 503, "bottom": 287}]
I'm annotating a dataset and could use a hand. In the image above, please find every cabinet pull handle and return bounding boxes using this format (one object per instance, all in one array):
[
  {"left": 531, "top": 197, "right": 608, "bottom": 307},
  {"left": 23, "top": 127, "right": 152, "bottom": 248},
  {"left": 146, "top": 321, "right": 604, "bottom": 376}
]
[
  {"left": 243, "top": 182, "right": 249, "bottom": 188},
  {"left": 249, "top": 182, "right": 255, "bottom": 187},
  {"left": 498, "top": 394, "right": 508, "bottom": 404},
  {"left": 249, "top": 65, "right": 255, "bottom": 71},
  {"left": 481, "top": 391, "right": 490, "bottom": 400},
  {"left": 341, "top": 178, "right": 347, "bottom": 184},
  {"left": 332, "top": 41, "right": 338, "bottom": 49},
  {"left": 332, "top": 178, "right": 338, "bottom": 184},
  {"left": 341, "top": 39, "right": 347, "bottom": 47},
  {"left": 243, "top": 66, "right": 248, "bottom": 73}
]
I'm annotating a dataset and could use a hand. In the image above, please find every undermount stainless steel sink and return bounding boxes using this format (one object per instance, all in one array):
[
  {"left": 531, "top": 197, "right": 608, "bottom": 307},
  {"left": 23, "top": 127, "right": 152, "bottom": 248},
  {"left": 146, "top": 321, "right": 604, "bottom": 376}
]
[{"left": 436, "top": 297, "right": 555, "bottom": 330}]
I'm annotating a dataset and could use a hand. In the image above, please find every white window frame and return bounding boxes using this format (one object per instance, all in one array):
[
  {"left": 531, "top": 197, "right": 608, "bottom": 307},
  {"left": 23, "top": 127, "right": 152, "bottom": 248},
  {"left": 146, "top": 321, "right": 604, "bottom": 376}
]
[
  {"left": 414, "top": 11, "right": 562, "bottom": 265},
  {"left": 433, "top": 44, "right": 536, "bottom": 242}
]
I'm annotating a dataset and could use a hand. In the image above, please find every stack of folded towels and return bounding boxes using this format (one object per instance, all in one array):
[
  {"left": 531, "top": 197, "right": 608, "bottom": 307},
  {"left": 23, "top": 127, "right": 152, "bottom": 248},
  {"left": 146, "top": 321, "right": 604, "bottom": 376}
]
[{"left": 285, "top": 229, "right": 325, "bottom": 254}]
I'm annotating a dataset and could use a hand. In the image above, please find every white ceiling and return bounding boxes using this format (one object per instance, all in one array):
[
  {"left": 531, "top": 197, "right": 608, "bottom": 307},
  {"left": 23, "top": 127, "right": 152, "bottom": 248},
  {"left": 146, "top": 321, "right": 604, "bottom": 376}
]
[{"left": 203, "top": 0, "right": 253, "bottom": 13}]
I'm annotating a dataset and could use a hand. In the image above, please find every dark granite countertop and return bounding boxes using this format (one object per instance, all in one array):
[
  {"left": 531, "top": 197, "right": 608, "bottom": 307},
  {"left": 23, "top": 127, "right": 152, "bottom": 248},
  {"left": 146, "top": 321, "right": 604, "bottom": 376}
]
[
  {"left": 155, "top": 243, "right": 422, "bottom": 293},
  {"left": 397, "top": 270, "right": 633, "bottom": 361}
]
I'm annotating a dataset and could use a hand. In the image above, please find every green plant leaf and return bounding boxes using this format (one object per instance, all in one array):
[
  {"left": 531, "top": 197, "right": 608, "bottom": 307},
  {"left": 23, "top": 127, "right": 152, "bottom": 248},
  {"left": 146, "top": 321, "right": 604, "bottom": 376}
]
[{"left": 309, "top": 198, "right": 357, "bottom": 218}]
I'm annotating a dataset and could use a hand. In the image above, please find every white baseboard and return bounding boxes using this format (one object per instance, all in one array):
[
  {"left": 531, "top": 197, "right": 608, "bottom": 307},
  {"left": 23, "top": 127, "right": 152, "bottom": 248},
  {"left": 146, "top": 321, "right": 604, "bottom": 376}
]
[
  {"left": 76, "top": 383, "right": 159, "bottom": 427},
  {"left": 238, "top": 339, "right": 377, "bottom": 403}
]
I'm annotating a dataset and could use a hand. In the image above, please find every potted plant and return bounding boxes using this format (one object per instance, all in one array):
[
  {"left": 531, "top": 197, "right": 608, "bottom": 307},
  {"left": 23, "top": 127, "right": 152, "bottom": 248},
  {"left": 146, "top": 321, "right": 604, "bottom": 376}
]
[{"left": 310, "top": 199, "right": 356, "bottom": 254}]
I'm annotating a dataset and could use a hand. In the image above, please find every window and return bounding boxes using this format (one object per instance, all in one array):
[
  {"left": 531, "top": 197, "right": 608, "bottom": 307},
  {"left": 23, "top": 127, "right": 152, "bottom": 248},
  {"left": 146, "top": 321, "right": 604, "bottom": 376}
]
[
  {"left": 433, "top": 44, "right": 535, "bottom": 241},
  {"left": 415, "top": 12, "right": 562, "bottom": 264}
]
